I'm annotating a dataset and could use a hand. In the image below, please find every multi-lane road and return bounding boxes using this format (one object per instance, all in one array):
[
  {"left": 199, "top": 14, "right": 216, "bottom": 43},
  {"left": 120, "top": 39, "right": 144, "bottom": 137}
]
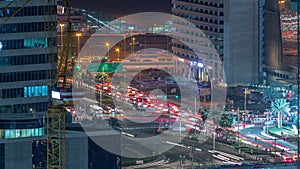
[{"left": 76, "top": 82, "right": 273, "bottom": 168}]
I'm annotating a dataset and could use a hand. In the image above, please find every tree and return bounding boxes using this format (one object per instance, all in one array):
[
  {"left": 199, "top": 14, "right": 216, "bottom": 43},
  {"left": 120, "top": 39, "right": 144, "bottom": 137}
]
[
  {"left": 95, "top": 72, "right": 107, "bottom": 83},
  {"left": 219, "top": 114, "right": 233, "bottom": 129},
  {"left": 200, "top": 109, "right": 209, "bottom": 122},
  {"left": 270, "top": 99, "right": 290, "bottom": 128},
  {"left": 262, "top": 88, "right": 280, "bottom": 104}
]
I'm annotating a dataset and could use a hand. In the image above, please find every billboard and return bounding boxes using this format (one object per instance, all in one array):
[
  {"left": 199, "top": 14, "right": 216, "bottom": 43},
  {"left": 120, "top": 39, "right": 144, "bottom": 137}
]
[{"left": 88, "top": 63, "right": 123, "bottom": 73}]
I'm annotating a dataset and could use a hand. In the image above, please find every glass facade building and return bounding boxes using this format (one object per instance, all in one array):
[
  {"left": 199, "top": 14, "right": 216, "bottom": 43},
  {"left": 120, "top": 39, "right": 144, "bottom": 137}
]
[
  {"left": 172, "top": 0, "right": 283, "bottom": 86},
  {"left": 0, "top": 0, "right": 57, "bottom": 114}
]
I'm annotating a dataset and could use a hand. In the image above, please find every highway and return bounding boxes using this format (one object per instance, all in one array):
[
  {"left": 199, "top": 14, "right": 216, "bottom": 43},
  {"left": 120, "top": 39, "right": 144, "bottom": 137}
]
[{"left": 76, "top": 82, "right": 287, "bottom": 168}]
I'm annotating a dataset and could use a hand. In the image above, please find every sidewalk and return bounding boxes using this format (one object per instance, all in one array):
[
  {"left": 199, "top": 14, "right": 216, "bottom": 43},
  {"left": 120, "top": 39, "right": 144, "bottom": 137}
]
[{"left": 122, "top": 154, "right": 167, "bottom": 169}]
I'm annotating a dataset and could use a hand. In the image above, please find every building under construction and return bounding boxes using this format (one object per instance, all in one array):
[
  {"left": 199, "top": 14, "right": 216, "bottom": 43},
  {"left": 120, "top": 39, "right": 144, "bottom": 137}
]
[{"left": 0, "top": 0, "right": 88, "bottom": 169}]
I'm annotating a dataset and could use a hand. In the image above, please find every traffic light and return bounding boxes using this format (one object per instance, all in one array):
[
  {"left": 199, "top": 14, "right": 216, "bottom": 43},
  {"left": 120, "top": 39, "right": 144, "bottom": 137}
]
[
  {"left": 104, "top": 56, "right": 108, "bottom": 60},
  {"left": 255, "top": 137, "right": 257, "bottom": 141},
  {"left": 72, "top": 54, "right": 74, "bottom": 59},
  {"left": 175, "top": 95, "right": 179, "bottom": 99},
  {"left": 164, "top": 95, "right": 167, "bottom": 99}
]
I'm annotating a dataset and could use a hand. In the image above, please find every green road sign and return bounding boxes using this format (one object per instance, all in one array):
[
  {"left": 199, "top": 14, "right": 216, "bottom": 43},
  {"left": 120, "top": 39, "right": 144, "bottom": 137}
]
[{"left": 88, "top": 63, "right": 123, "bottom": 73}]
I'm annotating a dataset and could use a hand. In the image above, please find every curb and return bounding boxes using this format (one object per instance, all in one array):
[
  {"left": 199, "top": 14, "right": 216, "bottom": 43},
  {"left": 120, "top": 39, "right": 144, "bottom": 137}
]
[{"left": 122, "top": 154, "right": 167, "bottom": 169}]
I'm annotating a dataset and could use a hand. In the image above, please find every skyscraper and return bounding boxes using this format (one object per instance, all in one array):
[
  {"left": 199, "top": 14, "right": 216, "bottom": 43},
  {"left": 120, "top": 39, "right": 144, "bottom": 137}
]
[
  {"left": 171, "top": 0, "right": 283, "bottom": 86},
  {"left": 0, "top": 1, "right": 59, "bottom": 168},
  {"left": 0, "top": 0, "right": 57, "bottom": 114}
]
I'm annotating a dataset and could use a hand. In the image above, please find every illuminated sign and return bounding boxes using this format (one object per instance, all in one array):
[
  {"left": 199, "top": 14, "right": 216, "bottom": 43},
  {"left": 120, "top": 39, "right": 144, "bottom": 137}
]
[
  {"left": 51, "top": 91, "right": 61, "bottom": 100},
  {"left": 88, "top": 63, "right": 123, "bottom": 72}
]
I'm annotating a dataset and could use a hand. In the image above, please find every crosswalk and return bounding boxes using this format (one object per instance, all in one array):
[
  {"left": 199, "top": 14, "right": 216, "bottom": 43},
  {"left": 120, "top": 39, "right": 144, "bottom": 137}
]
[
  {"left": 208, "top": 150, "right": 243, "bottom": 166},
  {"left": 123, "top": 160, "right": 168, "bottom": 169},
  {"left": 122, "top": 126, "right": 158, "bottom": 130}
]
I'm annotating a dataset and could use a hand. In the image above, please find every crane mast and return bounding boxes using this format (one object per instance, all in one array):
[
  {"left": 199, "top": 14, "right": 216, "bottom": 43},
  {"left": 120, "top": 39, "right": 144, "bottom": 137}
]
[{"left": 47, "top": 0, "right": 84, "bottom": 169}]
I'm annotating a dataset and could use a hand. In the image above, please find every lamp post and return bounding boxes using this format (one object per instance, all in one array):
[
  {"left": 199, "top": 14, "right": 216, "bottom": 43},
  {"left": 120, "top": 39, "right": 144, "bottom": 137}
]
[
  {"left": 59, "top": 23, "right": 65, "bottom": 48},
  {"left": 100, "top": 67, "right": 104, "bottom": 107},
  {"left": 243, "top": 88, "right": 248, "bottom": 112},
  {"left": 213, "top": 132, "right": 216, "bottom": 151},
  {"left": 105, "top": 42, "right": 110, "bottom": 58},
  {"left": 116, "top": 48, "right": 120, "bottom": 61},
  {"left": 154, "top": 24, "right": 157, "bottom": 43},
  {"left": 194, "top": 97, "right": 197, "bottom": 135},
  {"left": 179, "top": 117, "right": 182, "bottom": 143},
  {"left": 266, "top": 111, "right": 269, "bottom": 134},
  {"left": 131, "top": 38, "right": 135, "bottom": 54},
  {"left": 75, "top": 32, "right": 82, "bottom": 57},
  {"left": 237, "top": 107, "right": 240, "bottom": 146},
  {"left": 123, "top": 33, "right": 126, "bottom": 57}
]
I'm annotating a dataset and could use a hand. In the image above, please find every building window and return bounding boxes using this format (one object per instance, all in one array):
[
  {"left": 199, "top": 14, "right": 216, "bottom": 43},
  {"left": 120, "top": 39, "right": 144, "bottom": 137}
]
[
  {"left": 24, "top": 85, "right": 48, "bottom": 98},
  {"left": 0, "top": 38, "right": 53, "bottom": 50},
  {"left": 0, "top": 53, "right": 56, "bottom": 66},
  {"left": 0, "top": 69, "right": 56, "bottom": 83}
]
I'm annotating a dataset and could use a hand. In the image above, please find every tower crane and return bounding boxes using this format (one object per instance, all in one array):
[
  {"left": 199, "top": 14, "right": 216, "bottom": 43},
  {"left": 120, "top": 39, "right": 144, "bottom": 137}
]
[
  {"left": 0, "top": 0, "right": 31, "bottom": 27},
  {"left": 47, "top": 0, "right": 84, "bottom": 169}
]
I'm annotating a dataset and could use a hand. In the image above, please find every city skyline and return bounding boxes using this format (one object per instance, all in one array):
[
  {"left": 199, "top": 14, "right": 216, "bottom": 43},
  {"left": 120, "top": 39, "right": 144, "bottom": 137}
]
[
  {"left": 70, "top": 0, "right": 172, "bottom": 18},
  {"left": 1, "top": 0, "right": 300, "bottom": 168}
]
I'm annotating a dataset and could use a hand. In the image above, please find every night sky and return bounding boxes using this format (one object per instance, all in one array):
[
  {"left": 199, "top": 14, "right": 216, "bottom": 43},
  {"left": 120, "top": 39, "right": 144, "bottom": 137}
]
[{"left": 70, "top": 0, "right": 172, "bottom": 18}]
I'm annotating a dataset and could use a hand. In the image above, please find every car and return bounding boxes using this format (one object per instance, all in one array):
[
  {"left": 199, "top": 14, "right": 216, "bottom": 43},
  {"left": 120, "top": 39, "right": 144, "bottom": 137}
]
[{"left": 284, "top": 157, "right": 293, "bottom": 163}]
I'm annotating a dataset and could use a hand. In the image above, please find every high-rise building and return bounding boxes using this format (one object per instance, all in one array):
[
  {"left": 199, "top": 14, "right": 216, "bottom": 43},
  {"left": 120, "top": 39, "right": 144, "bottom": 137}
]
[
  {"left": 0, "top": 0, "right": 57, "bottom": 114},
  {"left": 0, "top": 1, "right": 58, "bottom": 168},
  {"left": 171, "top": 0, "right": 283, "bottom": 86}
]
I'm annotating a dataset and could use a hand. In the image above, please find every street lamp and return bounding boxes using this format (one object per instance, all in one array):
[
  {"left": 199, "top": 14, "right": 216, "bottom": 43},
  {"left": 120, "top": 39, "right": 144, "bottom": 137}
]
[
  {"left": 105, "top": 42, "right": 110, "bottom": 58},
  {"left": 266, "top": 111, "right": 269, "bottom": 134},
  {"left": 237, "top": 107, "right": 240, "bottom": 146},
  {"left": 116, "top": 48, "right": 120, "bottom": 61},
  {"left": 153, "top": 24, "right": 157, "bottom": 43},
  {"left": 59, "top": 23, "right": 65, "bottom": 48},
  {"left": 75, "top": 32, "right": 82, "bottom": 57},
  {"left": 123, "top": 33, "right": 126, "bottom": 58},
  {"left": 131, "top": 38, "right": 135, "bottom": 54},
  {"left": 243, "top": 88, "right": 248, "bottom": 112}
]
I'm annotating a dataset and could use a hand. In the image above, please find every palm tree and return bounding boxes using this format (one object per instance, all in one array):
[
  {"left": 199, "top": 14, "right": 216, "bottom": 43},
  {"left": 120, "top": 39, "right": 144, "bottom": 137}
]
[
  {"left": 219, "top": 114, "right": 233, "bottom": 129},
  {"left": 200, "top": 109, "right": 209, "bottom": 122},
  {"left": 262, "top": 88, "right": 280, "bottom": 104},
  {"left": 270, "top": 99, "right": 290, "bottom": 128},
  {"left": 95, "top": 72, "right": 107, "bottom": 83}
]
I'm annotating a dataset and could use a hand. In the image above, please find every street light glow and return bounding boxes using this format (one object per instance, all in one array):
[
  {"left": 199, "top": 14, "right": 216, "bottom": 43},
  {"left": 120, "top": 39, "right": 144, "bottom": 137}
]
[
  {"left": 105, "top": 42, "right": 110, "bottom": 58},
  {"left": 116, "top": 48, "right": 120, "bottom": 60},
  {"left": 76, "top": 32, "right": 82, "bottom": 37}
]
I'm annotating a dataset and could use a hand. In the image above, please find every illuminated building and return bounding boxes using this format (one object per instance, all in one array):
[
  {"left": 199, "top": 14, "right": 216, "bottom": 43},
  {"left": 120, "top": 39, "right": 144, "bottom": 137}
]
[{"left": 172, "top": 0, "right": 284, "bottom": 86}]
